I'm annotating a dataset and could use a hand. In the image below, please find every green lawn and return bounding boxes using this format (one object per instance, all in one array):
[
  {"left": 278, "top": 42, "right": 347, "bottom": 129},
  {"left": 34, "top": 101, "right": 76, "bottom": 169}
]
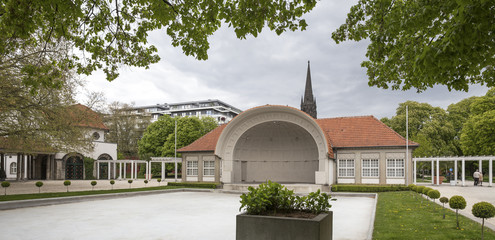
[
  {"left": 373, "top": 191, "right": 495, "bottom": 239},
  {"left": 0, "top": 185, "right": 187, "bottom": 202}
]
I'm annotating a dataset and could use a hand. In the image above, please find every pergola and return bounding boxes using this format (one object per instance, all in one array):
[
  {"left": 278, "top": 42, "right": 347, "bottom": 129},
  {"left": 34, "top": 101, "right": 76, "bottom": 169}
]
[
  {"left": 149, "top": 157, "right": 181, "bottom": 181},
  {"left": 413, "top": 156, "right": 494, "bottom": 187},
  {"left": 96, "top": 158, "right": 181, "bottom": 181}
]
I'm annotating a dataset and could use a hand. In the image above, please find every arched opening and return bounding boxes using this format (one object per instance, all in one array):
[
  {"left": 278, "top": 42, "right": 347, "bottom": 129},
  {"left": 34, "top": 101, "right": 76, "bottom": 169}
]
[
  {"left": 97, "top": 154, "right": 113, "bottom": 179},
  {"left": 65, "top": 154, "right": 84, "bottom": 179},
  {"left": 233, "top": 121, "right": 319, "bottom": 183}
]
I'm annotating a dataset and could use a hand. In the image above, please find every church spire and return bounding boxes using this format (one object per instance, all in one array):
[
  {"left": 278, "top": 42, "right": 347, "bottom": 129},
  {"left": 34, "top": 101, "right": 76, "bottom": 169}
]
[{"left": 300, "top": 61, "right": 317, "bottom": 118}]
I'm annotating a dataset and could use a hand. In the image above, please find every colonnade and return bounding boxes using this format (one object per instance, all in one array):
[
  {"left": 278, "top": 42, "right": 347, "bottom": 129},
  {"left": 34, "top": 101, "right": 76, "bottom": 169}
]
[{"left": 413, "top": 156, "right": 494, "bottom": 187}]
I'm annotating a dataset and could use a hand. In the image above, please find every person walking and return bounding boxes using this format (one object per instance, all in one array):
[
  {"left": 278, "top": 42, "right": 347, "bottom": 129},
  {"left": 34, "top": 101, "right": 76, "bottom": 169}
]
[
  {"left": 479, "top": 172, "right": 483, "bottom": 186},
  {"left": 473, "top": 169, "right": 480, "bottom": 186}
]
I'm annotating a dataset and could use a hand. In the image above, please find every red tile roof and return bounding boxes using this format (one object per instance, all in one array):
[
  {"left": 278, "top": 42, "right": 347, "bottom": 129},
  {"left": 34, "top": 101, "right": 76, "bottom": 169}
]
[
  {"left": 178, "top": 114, "right": 418, "bottom": 155},
  {"left": 68, "top": 104, "right": 109, "bottom": 131},
  {"left": 316, "top": 116, "right": 418, "bottom": 149},
  {"left": 178, "top": 124, "right": 227, "bottom": 152}
]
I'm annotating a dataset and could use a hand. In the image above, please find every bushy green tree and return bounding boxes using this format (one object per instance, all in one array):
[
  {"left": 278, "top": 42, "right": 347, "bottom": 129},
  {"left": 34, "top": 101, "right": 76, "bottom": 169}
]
[
  {"left": 63, "top": 180, "right": 71, "bottom": 192},
  {"left": 1, "top": 181, "right": 10, "bottom": 195},
  {"left": 449, "top": 195, "right": 467, "bottom": 229},
  {"left": 1, "top": 0, "right": 317, "bottom": 91},
  {"left": 332, "top": 0, "right": 495, "bottom": 92},
  {"left": 138, "top": 116, "right": 217, "bottom": 175},
  {"left": 91, "top": 181, "right": 97, "bottom": 191},
  {"left": 110, "top": 180, "right": 115, "bottom": 190},
  {"left": 35, "top": 181, "right": 43, "bottom": 193},
  {"left": 427, "top": 190, "right": 440, "bottom": 203},
  {"left": 472, "top": 202, "right": 495, "bottom": 240}
]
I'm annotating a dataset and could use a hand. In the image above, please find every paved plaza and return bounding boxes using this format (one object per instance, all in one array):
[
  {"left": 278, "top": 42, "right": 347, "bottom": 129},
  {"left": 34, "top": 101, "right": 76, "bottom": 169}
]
[{"left": 0, "top": 191, "right": 375, "bottom": 240}]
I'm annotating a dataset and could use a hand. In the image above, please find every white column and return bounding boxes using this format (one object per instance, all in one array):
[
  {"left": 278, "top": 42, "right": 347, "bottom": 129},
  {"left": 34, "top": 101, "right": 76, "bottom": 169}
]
[
  {"left": 124, "top": 162, "right": 127, "bottom": 179},
  {"left": 479, "top": 159, "right": 483, "bottom": 175},
  {"left": 108, "top": 162, "right": 111, "bottom": 180},
  {"left": 161, "top": 162, "right": 165, "bottom": 181},
  {"left": 146, "top": 162, "right": 149, "bottom": 180},
  {"left": 462, "top": 159, "right": 465, "bottom": 186},
  {"left": 489, "top": 159, "right": 493, "bottom": 187},
  {"left": 454, "top": 159, "right": 458, "bottom": 186},
  {"left": 131, "top": 161, "right": 134, "bottom": 179},
  {"left": 413, "top": 159, "right": 417, "bottom": 184},
  {"left": 97, "top": 161, "right": 100, "bottom": 179},
  {"left": 119, "top": 162, "right": 122, "bottom": 180},
  {"left": 113, "top": 161, "right": 116, "bottom": 179},
  {"left": 431, "top": 160, "right": 435, "bottom": 185},
  {"left": 436, "top": 158, "right": 440, "bottom": 185},
  {"left": 24, "top": 156, "right": 27, "bottom": 180},
  {"left": 175, "top": 160, "right": 178, "bottom": 182}
]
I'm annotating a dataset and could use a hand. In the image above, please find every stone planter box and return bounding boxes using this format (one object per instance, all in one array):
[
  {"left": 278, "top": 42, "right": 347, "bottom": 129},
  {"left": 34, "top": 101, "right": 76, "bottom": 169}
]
[{"left": 236, "top": 211, "right": 333, "bottom": 240}]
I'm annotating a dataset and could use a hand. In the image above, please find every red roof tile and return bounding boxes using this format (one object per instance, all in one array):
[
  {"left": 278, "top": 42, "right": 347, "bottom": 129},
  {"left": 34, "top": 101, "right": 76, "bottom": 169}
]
[
  {"left": 178, "top": 124, "right": 227, "bottom": 152},
  {"left": 178, "top": 113, "right": 418, "bottom": 155},
  {"left": 68, "top": 104, "right": 109, "bottom": 131}
]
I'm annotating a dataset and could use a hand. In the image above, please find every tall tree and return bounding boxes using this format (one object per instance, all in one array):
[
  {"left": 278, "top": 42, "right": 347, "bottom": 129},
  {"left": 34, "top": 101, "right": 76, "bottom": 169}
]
[
  {"left": 460, "top": 88, "right": 495, "bottom": 156},
  {"left": 1, "top": 0, "right": 317, "bottom": 91},
  {"left": 332, "top": 0, "right": 495, "bottom": 92},
  {"left": 104, "top": 102, "right": 151, "bottom": 159}
]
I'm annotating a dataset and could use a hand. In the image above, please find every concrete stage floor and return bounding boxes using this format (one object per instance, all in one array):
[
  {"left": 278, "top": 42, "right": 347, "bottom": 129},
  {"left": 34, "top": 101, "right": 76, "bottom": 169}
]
[{"left": 0, "top": 191, "right": 375, "bottom": 240}]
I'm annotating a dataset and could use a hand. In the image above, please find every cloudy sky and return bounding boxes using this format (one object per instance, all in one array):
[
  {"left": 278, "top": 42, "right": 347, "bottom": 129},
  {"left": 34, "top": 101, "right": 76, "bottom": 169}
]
[{"left": 79, "top": 0, "right": 489, "bottom": 120}]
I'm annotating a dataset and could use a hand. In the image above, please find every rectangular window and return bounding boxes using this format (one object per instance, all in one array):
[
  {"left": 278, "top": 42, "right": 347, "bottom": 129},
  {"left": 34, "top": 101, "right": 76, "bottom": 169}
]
[
  {"left": 386, "top": 159, "right": 405, "bottom": 177},
  {"left": 186, "top": 161, "right": 198, "bottom": 176},
  {"left": 362, "top": 159, "right": 379, "bottom": 177},
  {"left": 203, "top": 160, "right": 215, "bottom": 176},
  {"left": 338, "top": 159, "right": 354, "bottom": 177}
]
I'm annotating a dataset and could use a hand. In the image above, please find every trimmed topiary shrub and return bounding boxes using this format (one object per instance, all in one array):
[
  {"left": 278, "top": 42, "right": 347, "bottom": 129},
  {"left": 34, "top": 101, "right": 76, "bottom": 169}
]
[
  {"left": 1, "top": 181, "right": 10, "bottom": 195},
  {"left": 91, "top": 181, "right": 97, "bottom": 190},
  {"left": 157, "top": 179, "right": 162, "bottom": 186},
  {"left": 408, "top": 184, "right": 417, "bottom": 192},
  {"left": 64, "top": 180, "right": 71, "bottom": 192},
  {"left": 35, "top": 181, "right": 43, "bottom": 193},
  {"left": 427, "top": 189, "right": 440, "bottom": 202},
  {"left": 472, "top": 201, "right": 495, "bottom": 240},
  {"left": 128, "top": 179, "right": 133, "bottom": 189},
  {"left": 415, "top": 185, "right": 425, "bottom": 195},
  {"left": 440, "top": 197, "right": 449, "bottom": 219},
  {"left": 449, "top": 195, "right": 467, "bottom": 229},
  {"left": 144, "top": 180, "right": 148, "bottom": 186},
  {"left": 110, "top": 180, "right": 115, "bottom": 190}
]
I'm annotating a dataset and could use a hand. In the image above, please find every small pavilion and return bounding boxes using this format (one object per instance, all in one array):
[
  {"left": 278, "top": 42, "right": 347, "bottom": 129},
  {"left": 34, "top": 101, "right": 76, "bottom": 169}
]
[{"left": 95, "top": 158, "right": 181, "bottom": 181}]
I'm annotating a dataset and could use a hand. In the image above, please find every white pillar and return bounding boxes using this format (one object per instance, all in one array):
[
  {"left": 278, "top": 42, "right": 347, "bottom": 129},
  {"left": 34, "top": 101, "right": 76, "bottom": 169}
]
[
  {"left": 413, "top": 158, "right": 417, "bottom": 184},
  {"left": 146, "top": 162, "right": 149, "bottom": 180},
  {"left": 175, "top": 160, "right": 178, "bottom": 182},
  {"left": 431, "top": 160, "right": 435, "bottom": 185},
  {"left": 24, "top": 156, "right": 27, "bottom": 180},
  {"left": 131, "top": 161, "right": 134, "bottom": 179},
  {"left": 479, "top": 159, "right": 483, "bottom": 175},
  {"left": 119, "top": 162, "right": 122, "bottom": 180},
  {"left": 161, "top": 162, "right": 165, "bottom": 181},
  {"left": 135, "top": 162, "right": 138, "bottom": 179},
  {"left": 454, "top": 159, "right": 458, "bottom": 186},
  {"left": 113, "top": 161, "right": 116, "bottom": 180},
  {"left": 489, "top": 159, "right": 493, "bottom": 187},
  {"left": 108, "top": 162, "right": 111, "bottom": 180},
  {"left": 97, "top": 161, "right": 100, "bottom": 179},
  {"left": 436, "top": 158, "right": 440, "bottom": 186},
  {"left": 462, "top": 159, "right": 465, "bottom": 186}
]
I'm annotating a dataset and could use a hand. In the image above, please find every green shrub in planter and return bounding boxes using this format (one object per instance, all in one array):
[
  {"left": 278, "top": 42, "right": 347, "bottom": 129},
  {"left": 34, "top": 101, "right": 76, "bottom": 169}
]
[
  {"left": 440, "top": 197, "right": 449, "bottom": 219},
  {"left": 472, "top": 201, "right": 495, "bottom": 240},
  {"left": 427, "top": 189, "right": 440, "bottom": 202},
  {"left": 110, "top": 180, "right": 115, "bottom": 190},
  {"left": 1, "top": 181, "right": 10, "bottom": 195},
  {"left": 91, "top": 181, "right": 97, "bottom": 190},
  {"left": 63, "top": 180, "right": 71, "bottom": 192},
  {"left": 144, "top": 180, "right": 148, "bottom": 186},
  {"left": 35, "top": 181, "right": 43, "bottom": 193},
  {"left": 239, "top": 181, "right": 333, "bottom": 216},
  {"left": 449, "top": 195, "right": 467, "bottom": 229},
  {"left": 128, "top": 179, "right": 133, "bottom": 189}
]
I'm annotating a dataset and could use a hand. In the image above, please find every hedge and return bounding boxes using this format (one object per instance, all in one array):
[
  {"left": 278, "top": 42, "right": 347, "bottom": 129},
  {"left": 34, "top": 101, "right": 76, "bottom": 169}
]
[
  {"left": 331, "top": 184, "right": 409, "bottom": 192},
  {"left": 167, "top": 182, "right": 220, "bottom": 189}
]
